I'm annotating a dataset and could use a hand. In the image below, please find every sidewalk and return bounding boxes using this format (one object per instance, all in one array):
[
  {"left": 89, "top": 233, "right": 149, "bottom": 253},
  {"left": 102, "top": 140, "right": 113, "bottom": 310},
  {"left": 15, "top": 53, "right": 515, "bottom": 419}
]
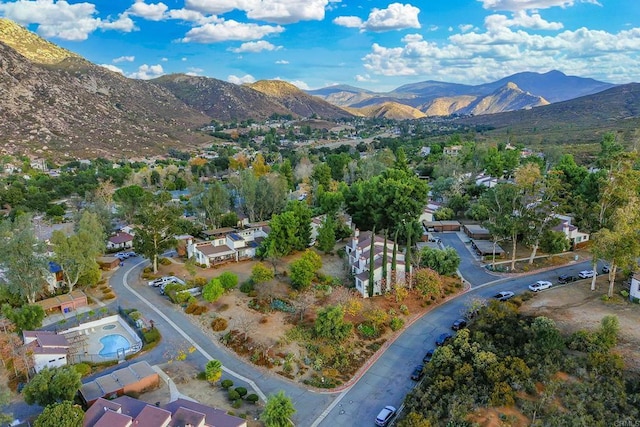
[{"left": 151, "top": 365, "right": 197, "bottom": 403}]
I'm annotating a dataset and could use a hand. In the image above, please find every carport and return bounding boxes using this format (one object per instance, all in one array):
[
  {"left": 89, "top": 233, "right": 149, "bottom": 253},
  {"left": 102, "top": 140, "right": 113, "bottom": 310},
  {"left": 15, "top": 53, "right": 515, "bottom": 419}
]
[{"left": 471, "top": 239, "right": 505, "bottom": 257}]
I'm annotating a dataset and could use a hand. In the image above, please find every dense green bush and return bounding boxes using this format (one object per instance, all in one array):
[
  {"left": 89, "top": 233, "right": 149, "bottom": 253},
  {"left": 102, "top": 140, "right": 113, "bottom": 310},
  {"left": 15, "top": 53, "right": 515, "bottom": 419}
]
[
  {"left": 221, "top": 379, "right": 234, "bottom": 389},
  {"left": 142, "top": 328, "right": 161, "bottom": 345},
  {"left": 389, "top": 317, "right": 404, "bottom": 331},
  {"left": 399, "top": 302, "right": 639, "bottom": 426},
  {"left": 234, "top": 387, "right": 247, "bottom": 397},
  {"left": 246, "top": 393, "right": 259, "bottom": 403},
  {"left": 239, "top": 281, "right": 254, "bottom": 293},
  {"left": 73, "top": 363, "right": 91, "bottom": 377},
  {"left": 228, "top": 389, "right": 240, "bottom": 401}
]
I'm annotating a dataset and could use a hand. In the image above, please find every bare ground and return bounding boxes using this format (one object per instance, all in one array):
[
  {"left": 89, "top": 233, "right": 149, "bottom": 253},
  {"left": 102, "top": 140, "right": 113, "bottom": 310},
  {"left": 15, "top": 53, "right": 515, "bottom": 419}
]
[{"left": 519, "top": 276, "right": 640, "bottom": 371}]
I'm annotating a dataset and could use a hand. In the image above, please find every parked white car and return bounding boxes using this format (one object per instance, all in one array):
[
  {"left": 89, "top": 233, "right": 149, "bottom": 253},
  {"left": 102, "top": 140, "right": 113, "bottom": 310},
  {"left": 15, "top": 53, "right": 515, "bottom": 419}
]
[
  {"left": 579, "top": 270, "right": 596, "bottom": 279},
  {"left": 529, "top": 280, "right": 552, "bottom": 292},
  {"left": 148, "top": 276, "right": 184, "bottom": 287}
]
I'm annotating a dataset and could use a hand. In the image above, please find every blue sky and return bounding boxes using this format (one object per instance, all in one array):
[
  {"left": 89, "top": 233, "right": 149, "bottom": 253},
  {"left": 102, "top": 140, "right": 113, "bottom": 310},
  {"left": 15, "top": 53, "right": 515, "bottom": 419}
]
[{"left": 0, "top": 0, "right": 639, "bottom": 91}]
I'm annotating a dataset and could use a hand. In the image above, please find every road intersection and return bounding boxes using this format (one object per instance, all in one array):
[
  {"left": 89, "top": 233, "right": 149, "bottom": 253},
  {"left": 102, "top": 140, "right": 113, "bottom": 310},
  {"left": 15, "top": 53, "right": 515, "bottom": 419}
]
[{"left": 110, "top": 233, "right": 596, "bottom": 426}]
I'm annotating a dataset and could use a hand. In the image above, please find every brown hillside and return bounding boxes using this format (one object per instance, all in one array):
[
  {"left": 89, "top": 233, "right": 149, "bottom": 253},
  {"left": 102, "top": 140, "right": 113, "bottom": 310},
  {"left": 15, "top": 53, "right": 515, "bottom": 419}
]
[{"left": 248, "top": 80, "right": 353, "bottom": 119}]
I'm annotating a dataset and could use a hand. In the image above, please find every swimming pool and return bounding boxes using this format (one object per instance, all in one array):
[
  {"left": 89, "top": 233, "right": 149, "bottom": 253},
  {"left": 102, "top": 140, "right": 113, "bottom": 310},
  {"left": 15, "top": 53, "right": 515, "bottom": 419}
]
[{"left": 99, "top": 334, "right": 131, "bottom": 357}]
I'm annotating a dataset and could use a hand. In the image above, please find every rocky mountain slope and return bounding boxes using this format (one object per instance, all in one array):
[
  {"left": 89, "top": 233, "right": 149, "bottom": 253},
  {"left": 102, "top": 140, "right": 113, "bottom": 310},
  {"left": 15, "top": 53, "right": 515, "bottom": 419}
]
[
  {"left": 458, "top": 83, "right": 640, "bottom": 142},
  {"left": 311, "top": 70, "right": 614, "bottom": 118},
  {"left": 247, "top": 80, "right": 352, "bottom": 119},
  {"left": 152, "top": 74, "right": 293, "bottom": 122},
  {"left": 345, "top": 102, "right": 426, "bottom": 120}
]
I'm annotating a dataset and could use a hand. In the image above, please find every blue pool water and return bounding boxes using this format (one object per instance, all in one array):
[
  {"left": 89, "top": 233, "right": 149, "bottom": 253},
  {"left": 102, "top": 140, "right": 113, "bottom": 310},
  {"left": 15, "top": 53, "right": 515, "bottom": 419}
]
[{"left": 99, "top": 334, "right": 131, "bottom": 357}]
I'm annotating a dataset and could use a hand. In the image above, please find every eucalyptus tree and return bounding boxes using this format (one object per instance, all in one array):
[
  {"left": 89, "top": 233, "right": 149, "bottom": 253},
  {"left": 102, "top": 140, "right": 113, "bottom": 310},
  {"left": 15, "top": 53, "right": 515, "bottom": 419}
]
[
  {"left": 0, "top": 214, "right": 49, "bottom": 304},
  {"left": 134, "top": 192, "right": 182, "bottom": 273}
]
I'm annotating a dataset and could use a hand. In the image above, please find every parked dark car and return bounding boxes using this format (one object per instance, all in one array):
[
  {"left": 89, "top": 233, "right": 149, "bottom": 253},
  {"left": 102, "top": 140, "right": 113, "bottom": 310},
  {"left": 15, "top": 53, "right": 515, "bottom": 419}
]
[
  {"left": 423, "top": 349, "right": 435, "bottom": 363},
  {"left": 602, "top": 264, "right": 610, "bottom": 274},
  {"left": 411, "top": 364, "right": 425, "bottom": 381},
  {"left": 451, "top": 318, "right": 467, "bottom": 331},
  {"left": 558, "top": 274, "right": 577, "bottom": 284},
  {"left": 436, "top": 332, "right": 453, "bottom": 346}
]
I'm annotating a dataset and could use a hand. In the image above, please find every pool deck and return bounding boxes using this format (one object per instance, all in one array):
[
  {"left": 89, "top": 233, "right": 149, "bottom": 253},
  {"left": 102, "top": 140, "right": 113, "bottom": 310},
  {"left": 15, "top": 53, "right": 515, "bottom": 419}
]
[{"left": 62, "top": 318, "right": 138, "bottom": 360}]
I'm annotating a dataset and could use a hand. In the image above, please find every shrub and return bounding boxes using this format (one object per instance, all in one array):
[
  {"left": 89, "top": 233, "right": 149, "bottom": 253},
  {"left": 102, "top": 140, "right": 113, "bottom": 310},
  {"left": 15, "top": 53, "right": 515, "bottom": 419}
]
[
  {"left": 221, "top": 379, "right": 234, "bottom": 389},
  {"left": 234, "top": 387, "right": 248, "bottom": 397},
  {"left": 357, "top": 323, "right": 377, "bottom": 339},
  {"left": 399, "top": 304, "right": 409, "bottom": 315},
  {"left": 143, "top": 328, "right": 161, "bottom": 345},
  {"left": 103, "top": 292, "right": 116, "bottom": 300},
  {"left": 620, "top": 290, "right": 629, "bottom": 298},
  {"left": 185, "top": 303, "right": 199, "bottom": 314},
  {"left": 219, "top": 272, "right": 239, "bottom": 291},
  {"left": 228, "top": 389, "right": 240, "bottom": 401},
  {"left": 246, "top": 393, "right": 259, "bottom": 403},
  {"left": 129, "top": 311, "right": 141, "bottom": 321},
  {"left": 389, "top": 317, "right": 404, "bottom": 331},
  {"left": 211, "top": 318, "right": 228, "bottom": 331},
  {"left": 232, "top": 399, "right": 242, "bottom": 409},
  {"left": 239, "top": 281, "right": 254, "bottom": 293},
  {"left": 74, "top": 363, "right": 91, "bottom": 377},
  {"left": 196, "top": 371, "right": 207, "bottom": 381},
  {"left": 143, "top": 267, "right": 152, "bottom": 274},
  {"left": 159, "top": 257, "right": 172, "bottom": 265},
  {"left": 247, "top": 290, "right": 258, "bottom": 298}
]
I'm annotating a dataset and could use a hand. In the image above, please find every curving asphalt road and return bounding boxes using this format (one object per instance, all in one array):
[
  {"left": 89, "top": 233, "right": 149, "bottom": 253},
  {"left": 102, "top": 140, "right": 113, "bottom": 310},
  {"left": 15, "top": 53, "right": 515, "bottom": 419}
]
[{"left": 110, "top": 235, "right": 601, "bottom": 427}]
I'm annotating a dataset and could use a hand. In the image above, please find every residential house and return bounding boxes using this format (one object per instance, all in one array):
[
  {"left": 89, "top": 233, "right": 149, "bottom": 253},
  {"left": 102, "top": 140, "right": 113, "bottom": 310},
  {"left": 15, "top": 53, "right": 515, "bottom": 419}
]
[
  {"left": 419, "top": 201, "right": 443, "bottom": 224},
  {"left": 84, "top": 396, "right": 247, "bottom": 427},
  {"left": 475, "top": 173, "right": 498, "bottom": 188},
  {"left": 79, "top": 361, "right": 159, "bottom": 406},
  {"left": 345, "top": 229, "right": 407, "bottom": 298},
  {"left": 107, "top": 232, "right": 134, "bottom": 250},
  {"left": 187, "top": 225, "right": 268, "bottom": 268},
  {"left": 552, "top": 214, "right": 589, "bottom": 249},
  {"left": 46, "top": 261, "right": 64, "bottom": 293},
  {"left": 23, "top": 330, "right": 70, "bottom": 373},
  {"left": 443, "top": 145, "right": 462, "bottom": 156}
]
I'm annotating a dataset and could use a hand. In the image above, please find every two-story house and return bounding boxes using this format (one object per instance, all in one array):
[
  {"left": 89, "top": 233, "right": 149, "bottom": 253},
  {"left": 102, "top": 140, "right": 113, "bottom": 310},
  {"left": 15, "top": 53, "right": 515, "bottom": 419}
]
[
  {"left": 345, "top": 229, "right": 408, "bottom": 298},
  {"left": 187, "top": 225, "right": 268, "bottom": 267}
]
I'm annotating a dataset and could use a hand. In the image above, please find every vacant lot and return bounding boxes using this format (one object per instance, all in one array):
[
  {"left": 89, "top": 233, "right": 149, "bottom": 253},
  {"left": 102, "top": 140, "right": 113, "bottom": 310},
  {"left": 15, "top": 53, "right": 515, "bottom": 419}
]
[{"left": 519, "top": 277, "right": 640, "bottom": 371}]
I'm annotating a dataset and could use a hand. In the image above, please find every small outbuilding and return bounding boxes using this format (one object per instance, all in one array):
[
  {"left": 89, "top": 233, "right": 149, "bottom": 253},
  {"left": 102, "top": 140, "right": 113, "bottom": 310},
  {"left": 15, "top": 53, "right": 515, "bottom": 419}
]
[
  {"left": 35, "top": 290, "right": 88, "bottom": 315},
  {"left": 463, "top": 224, "right": 491, "bottom": 240},
  {"left": 423, "top": 220, "right": 461, "bottom": 232},
  {"left": 471, "top": 239, "right": 505, "bottom": 257}
]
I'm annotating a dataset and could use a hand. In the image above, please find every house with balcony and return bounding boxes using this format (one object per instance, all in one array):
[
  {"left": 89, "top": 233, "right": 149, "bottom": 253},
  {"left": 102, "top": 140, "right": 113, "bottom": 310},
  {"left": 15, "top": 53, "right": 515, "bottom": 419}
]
[
  {"left": 187, "top": 225, "right": 268, "bottom": 267},
  {"left": 345, "top": 229, "right": 408, "bottom": 298}
]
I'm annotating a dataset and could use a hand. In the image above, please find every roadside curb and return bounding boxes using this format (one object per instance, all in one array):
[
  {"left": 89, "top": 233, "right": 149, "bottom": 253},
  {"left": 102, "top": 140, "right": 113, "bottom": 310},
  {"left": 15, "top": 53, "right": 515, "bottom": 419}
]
[{"left": 324, "top": 281, "right": 473, "bottom": 394}]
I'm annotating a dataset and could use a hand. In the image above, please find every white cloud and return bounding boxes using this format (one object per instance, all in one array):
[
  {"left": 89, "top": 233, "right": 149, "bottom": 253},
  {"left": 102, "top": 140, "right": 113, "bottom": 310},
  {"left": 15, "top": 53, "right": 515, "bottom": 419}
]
[
  {"left": 275, "top": 59, "right": 289, "bottom": 64},
  {"left": 0, "top": 0, "right": 135, "bottom": 40},
  {"left": 187, "top": 67, "right": 203, "bottom": 75},
  {"left": 333, "top": 16, "right": 362, "bottom": 28},
  {"left": 485, "top": 11, "right": 563, "bottom": 31},
  {"left": 129, "top": 64, "right": 164, "bottom": 79},
  {"left": 228, "top": 74, "right": 256, "bottom": 84},
  {"left": 286, "top": 79, "right": 310, "bottom": 90},
  {"left": 231, "top": 40, "right": 282, "bottom": 53},
  {"left": 355, "top": 74, "right": 377, "bottom": 82},
  {"left": 127, "top": 1, "right": 168, "bottom": 21},
  {"left": 113, "top": 55, "right": 135, "bottom": 63},
  {"left": 459, "top": 24, "right": 474, "bottom": 32},
  {"left": 335, "top": 3, "right": 420, "bottom": 32},
  {"left": 184, "top": 0, "right": 337, "bottom": 24},
  {"left": 100, "top": 64, "right": 124, "bottom": 74},
  {"left": 362, "top": 3, "right": 420, "bottom": 32},
  {"left": 165, "top": 8, "right": 220, "bottom": 24},
  {"left": 181, "top": 20, "right": 284, "bottom": 43},
  {"left": 478, "top": 0, "right": 601, "bottom": 12},
  {"left": 362, "top": 26, "right": 640, "bottom": 83},
  {"left": 161, "top": 57, "right": 168, "bottom": 61},
  {"left": 181, "top": 57, "right": 187, "bottom": 61},
  {"left": 245, "top": 0, "right": 333, "bottom": 24}
]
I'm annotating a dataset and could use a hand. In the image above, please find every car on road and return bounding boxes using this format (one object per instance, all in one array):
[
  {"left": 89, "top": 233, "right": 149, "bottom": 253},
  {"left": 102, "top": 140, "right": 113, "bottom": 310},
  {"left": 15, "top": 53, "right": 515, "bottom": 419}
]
[
  {"left": 115, "top": 252, "right": 129, "bottom": 260},
  {"left": 579, "top": 270, "right": 596, "bottom": 279},
  {"left": 558, "top": 274, "right": 577, "bottom": 284},
  {"left": 494, "top": 291, "right": 515, "bottom": 301},
  {"left": 529, "top": 280, "right": 552, "bottom": 292},
  {"left": 375, "top": 405, "right": 396, "bottom": 426},
  {"left": 602, "top": 264, "right": 610, "bottom": 274},
  {"left": 410, "top": 364, "right": 425, "bottom": 381},
  {"left": 436, "top": 332, "right": 453, "bottom": 346},
  {"left": 451, "top": 318, "right": 467, "bottom": 331},
  {"left": 149, "top": 276, "right": 184, "bottom": 287},
  {"left": 423, "top": 349, "right": 435, "bottom": 363}
]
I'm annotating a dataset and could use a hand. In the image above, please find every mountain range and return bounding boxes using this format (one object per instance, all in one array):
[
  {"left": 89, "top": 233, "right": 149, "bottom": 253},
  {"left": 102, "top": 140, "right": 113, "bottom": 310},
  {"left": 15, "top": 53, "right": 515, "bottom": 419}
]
[{"left": 0, "top": 17, "right": 637, "bottom": 159}]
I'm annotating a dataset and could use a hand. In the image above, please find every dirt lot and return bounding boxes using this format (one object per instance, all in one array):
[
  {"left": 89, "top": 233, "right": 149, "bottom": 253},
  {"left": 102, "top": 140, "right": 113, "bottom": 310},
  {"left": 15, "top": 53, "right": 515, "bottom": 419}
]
[{"left": 520, "top": 276, "right": 640, "bottom": 371}]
